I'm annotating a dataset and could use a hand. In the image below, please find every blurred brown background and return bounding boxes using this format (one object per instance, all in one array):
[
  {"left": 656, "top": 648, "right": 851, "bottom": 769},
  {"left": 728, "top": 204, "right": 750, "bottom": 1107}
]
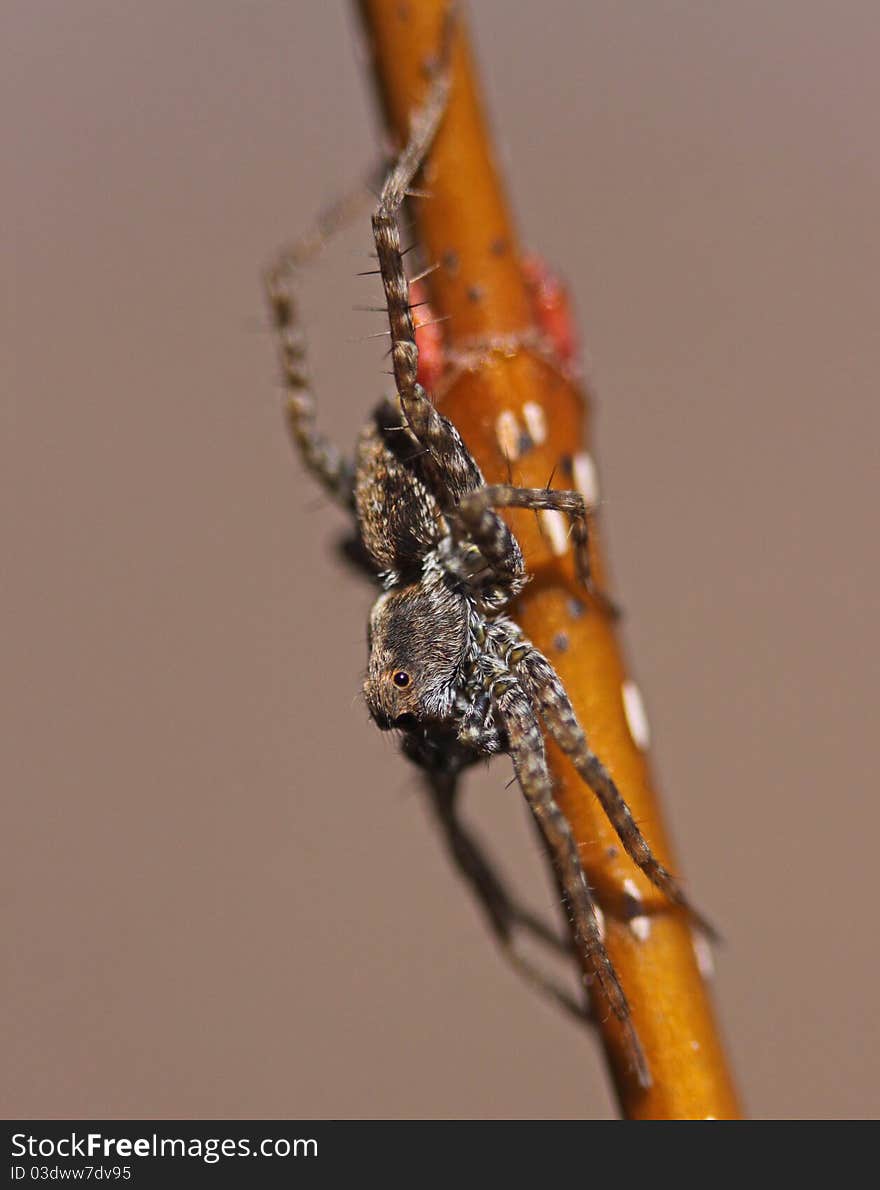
[{"left": 4, "top": 1, "right": 878, "bottom": 1120}]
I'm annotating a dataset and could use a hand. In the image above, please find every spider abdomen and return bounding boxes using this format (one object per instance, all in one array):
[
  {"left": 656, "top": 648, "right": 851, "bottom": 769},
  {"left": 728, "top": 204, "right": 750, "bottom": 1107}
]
[{"left": 354, "top": 405, "right": 444, "bottom": 576}]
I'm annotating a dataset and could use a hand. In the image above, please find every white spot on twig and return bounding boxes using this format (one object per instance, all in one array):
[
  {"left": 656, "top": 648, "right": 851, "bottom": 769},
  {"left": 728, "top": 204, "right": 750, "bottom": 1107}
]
[
  {"left": 692, "top": 929, "right": 715, "bottom": 980},
  {"left": 495, "top": 410, "right": 521, "bottom": 461},
  {"left": 522, "top": 401, "right": 547, "bottom": 445},
  {"left": 594, "top": 903, "right": 606, "bottom": 942},
  {"left": 622, "top": 680, "right": 651, "bottom": 750},
  {"left": 622, "top": 878, "right": 648, "bottom": 939},
  {"left": 573, "top": 451, "right": 599, "bottom": 508},
  {"left": 630, "top": 915, "right": 651, "bottom": 942},
  {"left": 539, "top": 509, "right": 569, "bottom": 556}
]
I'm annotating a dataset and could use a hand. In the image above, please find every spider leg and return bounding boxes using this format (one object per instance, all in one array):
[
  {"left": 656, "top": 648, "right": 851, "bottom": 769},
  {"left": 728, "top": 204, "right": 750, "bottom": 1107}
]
[
  {"left": 494, "top": 672, "right": 651, "bottom": 1087},
  {"left": 515, "top": 645, "right": 718, "bottom": 941},
  {"left": 265, "top": 188, "right": 374, "bottom": 507},
  {"left": 371, "top": 50, "right": 485, "bottom": 507},
  {"left": 458, "top": 483, "right": 619, "bottom": 616},
  {"left": 424, "top": 770, "right": 590, "bottom": 1025}
]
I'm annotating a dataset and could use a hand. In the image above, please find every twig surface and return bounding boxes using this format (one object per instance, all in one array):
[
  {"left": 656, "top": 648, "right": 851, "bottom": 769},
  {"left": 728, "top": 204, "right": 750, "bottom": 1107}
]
[{"left": 357, "top": 0, "right": 742, "bottom": 1119}]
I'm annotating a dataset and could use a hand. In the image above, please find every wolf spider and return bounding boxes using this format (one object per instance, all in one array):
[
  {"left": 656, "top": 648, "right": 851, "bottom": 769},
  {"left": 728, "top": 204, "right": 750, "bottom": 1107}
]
[{"left": 266, "top": 57, "right": 710, "bottom": 1089}]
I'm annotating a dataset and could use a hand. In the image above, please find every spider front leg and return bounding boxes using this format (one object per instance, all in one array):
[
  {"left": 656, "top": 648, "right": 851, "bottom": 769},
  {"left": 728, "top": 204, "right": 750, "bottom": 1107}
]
[
  {"left": 515, "top": 646, "right": 717, "bottom": 942},
  {"left": 371, "top": 55, "right": 486, "bottom": 508},
  {"left": 457, "top": 484, "right": 620, "bottom": 616},
  {"left": 265, "top": 191, "right": 373, "bottom": 507},
  {"left": 492, "top": 670, "right": 651, "bottom": 1087}
]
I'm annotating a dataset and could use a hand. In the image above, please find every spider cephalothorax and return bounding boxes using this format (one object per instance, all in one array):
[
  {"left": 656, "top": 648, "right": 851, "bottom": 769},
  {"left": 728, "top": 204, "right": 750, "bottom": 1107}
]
[
  {"left": 267, "top": 58, "right": 710, "bottom": 1088},
  {"left": 364, "top": 576, "right": 471, "bottom": 731}
]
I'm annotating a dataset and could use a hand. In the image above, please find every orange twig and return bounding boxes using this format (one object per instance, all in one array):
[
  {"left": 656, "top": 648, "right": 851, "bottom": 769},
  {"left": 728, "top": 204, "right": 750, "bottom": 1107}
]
[{"left": 356, "top": 0, "right": 742, "bottom": 1119}]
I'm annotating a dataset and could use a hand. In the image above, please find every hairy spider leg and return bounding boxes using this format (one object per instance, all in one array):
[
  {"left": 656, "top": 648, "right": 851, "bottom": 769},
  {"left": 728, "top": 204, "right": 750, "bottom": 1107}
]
[
  {"left": 457, "top": 483, "right": 620, "bottom": 616},
  {"left": 265, "top": 189, "right": 377, "bottom": 507},
  {"left": 370, "top": 64, "right": 487, "bottom": 508},
  {"left": 489, "top": 665, "right": 651, "bottom": 1088},
  {"left": 511, "top": 646, "right": 718, "bottom": 942}
]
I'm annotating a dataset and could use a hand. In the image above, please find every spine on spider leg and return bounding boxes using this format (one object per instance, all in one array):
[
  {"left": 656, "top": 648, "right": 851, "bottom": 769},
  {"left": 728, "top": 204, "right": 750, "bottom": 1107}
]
[{"left": 356, "top": 0, "right": 742, "bottom": 1119}]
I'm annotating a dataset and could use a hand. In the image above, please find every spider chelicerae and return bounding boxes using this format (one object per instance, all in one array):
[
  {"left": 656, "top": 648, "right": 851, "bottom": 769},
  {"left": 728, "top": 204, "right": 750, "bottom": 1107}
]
[{"left": 266, "top": 56, "right": 710, "bottom": 1089}]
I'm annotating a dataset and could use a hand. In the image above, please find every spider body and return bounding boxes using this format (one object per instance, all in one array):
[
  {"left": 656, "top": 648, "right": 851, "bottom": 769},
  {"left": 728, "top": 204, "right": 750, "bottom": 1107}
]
[
  {"left": 358, "top": 408, "right": 509, "bottom": 754},
  {"left": 267, "top": 60, "right": 711, "bottom": 1089}
]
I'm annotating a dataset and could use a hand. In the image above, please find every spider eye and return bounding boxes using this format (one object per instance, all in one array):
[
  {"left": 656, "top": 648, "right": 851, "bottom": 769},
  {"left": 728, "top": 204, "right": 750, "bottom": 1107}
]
[{"left": 392, "top": 671, "right": 411, "bottom": 688}]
